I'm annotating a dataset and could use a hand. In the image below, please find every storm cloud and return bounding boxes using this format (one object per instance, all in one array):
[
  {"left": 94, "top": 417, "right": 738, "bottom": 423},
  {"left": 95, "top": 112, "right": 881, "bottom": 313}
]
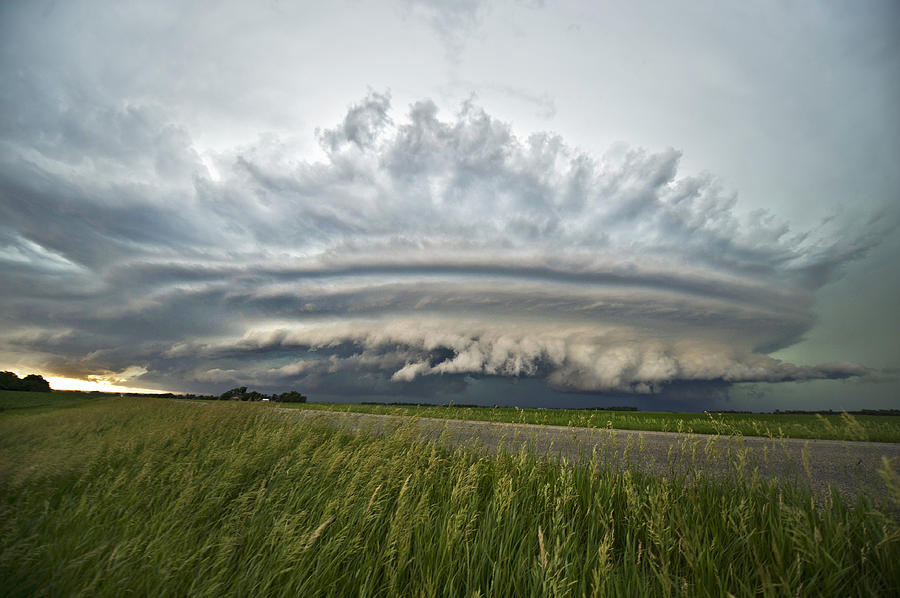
[
  {"left": 0, "top": 87, "right": 879, "bottom": 399},
  {"left": 2, "top": 0, "right": 897, "bottom": 407}
]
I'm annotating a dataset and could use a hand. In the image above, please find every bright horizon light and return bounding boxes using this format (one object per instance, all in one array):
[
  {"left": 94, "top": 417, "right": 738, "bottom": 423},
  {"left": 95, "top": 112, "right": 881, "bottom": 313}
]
[{"left": 44, "top": 376, "right": 175, "bottom": 394}]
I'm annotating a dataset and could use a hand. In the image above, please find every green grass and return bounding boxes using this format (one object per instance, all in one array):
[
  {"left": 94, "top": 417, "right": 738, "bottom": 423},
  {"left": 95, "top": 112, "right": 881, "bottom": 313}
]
[
  {"left": 1, "top": 399, "right": 899, "bottom": 596},
  {"left": 0, "top": 389, "right": 97, "bottom": 411},
  {"left": 279, "top": 402, "right": 900, "bottom": 442}
]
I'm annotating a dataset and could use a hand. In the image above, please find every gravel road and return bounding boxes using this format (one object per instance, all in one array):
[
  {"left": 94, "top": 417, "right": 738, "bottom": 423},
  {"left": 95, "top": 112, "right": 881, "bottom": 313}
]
[{"left": 282, "top": 408, "right": 900, "bottom": 505}]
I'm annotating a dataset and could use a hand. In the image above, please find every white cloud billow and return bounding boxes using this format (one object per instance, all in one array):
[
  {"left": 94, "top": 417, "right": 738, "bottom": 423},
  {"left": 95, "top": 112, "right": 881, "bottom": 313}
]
[
  {"left": 0, "top": 92, "right": 879, "bottom": 395},
  {"left": 186, "top": 319, "right": 866, "bottom": 394}
]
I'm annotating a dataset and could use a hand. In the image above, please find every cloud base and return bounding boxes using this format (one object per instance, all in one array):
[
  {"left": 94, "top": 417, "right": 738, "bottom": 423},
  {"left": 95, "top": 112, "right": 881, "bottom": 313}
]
[{"left": 0, "top": 92, "right": 878, "bottom": 399}]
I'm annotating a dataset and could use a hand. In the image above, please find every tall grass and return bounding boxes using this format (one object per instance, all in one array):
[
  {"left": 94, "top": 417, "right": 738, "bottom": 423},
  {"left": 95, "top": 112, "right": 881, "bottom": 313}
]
[
  {"left": 284, "top": 402, "right": 900, "bottom": 442},
  {"left": 1, "top": 399, "right": 898, "bottom": 596}
]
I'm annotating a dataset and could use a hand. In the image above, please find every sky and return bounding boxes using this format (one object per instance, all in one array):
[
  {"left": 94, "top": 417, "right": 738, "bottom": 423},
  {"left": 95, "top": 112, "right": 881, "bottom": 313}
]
[{"left": 1, "top": 0, "right": 898, "bottom": 410}]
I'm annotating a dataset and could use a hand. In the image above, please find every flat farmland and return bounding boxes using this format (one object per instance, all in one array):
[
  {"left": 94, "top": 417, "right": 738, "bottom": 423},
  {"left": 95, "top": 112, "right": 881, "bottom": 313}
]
[
  {"left": 283, "top": 402, "right": 900, "bottom": 442},
  {"left": 2, "top": 396, "right": 899, "bottom": 596},
  {"left": 0, "top": 389, "right": 97, "bottom": 411}
]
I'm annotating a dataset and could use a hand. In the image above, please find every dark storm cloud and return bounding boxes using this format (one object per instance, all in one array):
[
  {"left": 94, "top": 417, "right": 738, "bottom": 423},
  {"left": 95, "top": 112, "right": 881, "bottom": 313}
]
[
  {"left": 0, "top": 87, "right": 884, "bottom": 397},
  {"left": 171, "top": 319, "right": 867, "bottom": 395}
]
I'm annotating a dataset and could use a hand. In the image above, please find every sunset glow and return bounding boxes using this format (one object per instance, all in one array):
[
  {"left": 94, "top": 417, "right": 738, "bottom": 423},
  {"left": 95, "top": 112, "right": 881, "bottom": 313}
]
[{"left": 44, "top": 377, "right": 174, "bottom": 394}]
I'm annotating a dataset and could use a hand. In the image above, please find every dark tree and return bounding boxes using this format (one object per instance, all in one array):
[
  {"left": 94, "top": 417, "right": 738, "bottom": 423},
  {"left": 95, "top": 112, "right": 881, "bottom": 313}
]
[
  {"left": 277, "top": 391, "right": 307, "bottom": 403},
  {"left": 220, "top": 387, "right": 248, "bottom": 400},
  {"left": 0, "top": 371, "right": 51, "bottom": 392},
  {"left": 21, "top": 374, "right": 51, "bottom": 392},
  {"left": 0, "top": 371, "right": 21, "bottom": 390}
]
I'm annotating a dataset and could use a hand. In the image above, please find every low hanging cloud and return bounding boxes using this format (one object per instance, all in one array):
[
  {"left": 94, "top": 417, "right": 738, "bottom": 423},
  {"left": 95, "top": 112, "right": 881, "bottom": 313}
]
[
  {"left": 175, "top": 319, "right": 867, "bottom": 395},
  {"left": 0, "top": 91, "right": 882, "bottom": 397}
]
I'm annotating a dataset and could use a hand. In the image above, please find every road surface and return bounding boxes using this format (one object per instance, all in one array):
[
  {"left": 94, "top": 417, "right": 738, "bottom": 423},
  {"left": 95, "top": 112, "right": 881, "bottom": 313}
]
[{"left": 281, "top": 408, "right": 900, "bottom": 505}]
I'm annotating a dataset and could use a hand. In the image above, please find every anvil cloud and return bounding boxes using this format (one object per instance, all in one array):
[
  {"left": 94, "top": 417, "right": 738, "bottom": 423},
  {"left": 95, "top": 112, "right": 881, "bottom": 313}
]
[
  {"left": 2, "top": 1, "right": 897, "bottom": 407},
  {"left": 0, "top": 92, "right": 875, "bottom": 398}
]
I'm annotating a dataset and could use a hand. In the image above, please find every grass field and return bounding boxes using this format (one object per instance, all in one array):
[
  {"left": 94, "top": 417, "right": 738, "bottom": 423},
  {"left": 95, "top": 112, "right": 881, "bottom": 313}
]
[
  {"left": 0, "top": 389, "right": 97, "bottom": 411},
  {"left": 6, "top": 390, "right": 897, "bottom": 441},
  {"left": 283, "top": 401, "right": 900, "bottom": 442},
  {"left": 2, "top": 397, "right": 899, "bottom": 596}
]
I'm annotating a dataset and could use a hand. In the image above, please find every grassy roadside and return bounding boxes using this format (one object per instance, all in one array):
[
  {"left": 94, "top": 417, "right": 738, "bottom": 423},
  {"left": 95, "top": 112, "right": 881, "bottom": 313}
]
[
  {"left": 278, "top": 401, "right": 900, "bottom": 442},
  {"left": 2, "top": 398, "right": 899, "bottom": 596}
]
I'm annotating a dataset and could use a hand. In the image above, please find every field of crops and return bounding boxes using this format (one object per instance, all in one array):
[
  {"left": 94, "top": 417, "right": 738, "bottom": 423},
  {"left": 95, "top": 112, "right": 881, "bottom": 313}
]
[
  {"left": 2, "top": 397, "right": 899, "bottom": 596},
  {"left": 285, "top": 401, "right": 900, "bottom": 442}
]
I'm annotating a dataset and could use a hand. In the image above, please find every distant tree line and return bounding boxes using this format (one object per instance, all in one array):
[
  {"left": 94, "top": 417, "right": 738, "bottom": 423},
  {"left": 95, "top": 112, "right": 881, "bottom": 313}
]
[
  {"left": 360, "top": 401, "right": 481, "bottom": 407},
  {"left": 0, "top": 371, "right": 51, "bottom": 392},
  {"left": 179, "top": 387, "right": 307, "bottom": 403},
  {"left": 773, "top": 408, "right": 900, "bottom": 417},
  {"left": 357, "top": 401, "right": 644, "bottom": 411}
]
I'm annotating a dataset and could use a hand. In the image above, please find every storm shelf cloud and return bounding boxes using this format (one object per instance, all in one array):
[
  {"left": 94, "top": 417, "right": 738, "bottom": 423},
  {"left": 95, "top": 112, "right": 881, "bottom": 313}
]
[
  {"left": 1, "top": 0, "right": 897, "bottom": 406},
  {"left": 0, "top": 89, "right": 879, "bottom": 400}
]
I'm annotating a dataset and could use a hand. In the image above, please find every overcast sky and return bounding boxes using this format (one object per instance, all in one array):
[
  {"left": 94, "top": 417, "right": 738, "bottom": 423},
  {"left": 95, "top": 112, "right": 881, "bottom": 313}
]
[{"left": 1, "top": 0, "right": 898, "bottom": 409}]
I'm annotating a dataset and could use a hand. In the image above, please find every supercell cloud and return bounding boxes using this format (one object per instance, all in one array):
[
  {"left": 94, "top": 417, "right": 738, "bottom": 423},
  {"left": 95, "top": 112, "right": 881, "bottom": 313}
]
[{"left": 0, "top": 90, "right": 876, "bottom": 399}]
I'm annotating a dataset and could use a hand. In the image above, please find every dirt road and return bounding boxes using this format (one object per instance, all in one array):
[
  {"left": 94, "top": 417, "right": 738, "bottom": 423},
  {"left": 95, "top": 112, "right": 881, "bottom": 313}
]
[{"left": 283, "top": 408, "right": 900, "bottom": 505}]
